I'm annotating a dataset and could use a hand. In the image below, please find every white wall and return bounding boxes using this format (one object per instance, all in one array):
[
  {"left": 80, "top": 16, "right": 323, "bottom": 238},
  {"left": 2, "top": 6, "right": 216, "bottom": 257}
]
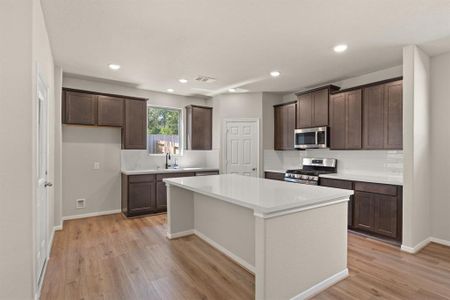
[
  {"left": 430, "top": 51, "right": 450, "bottom": 243},
  {"left": 402, "top": 45, "right": 432, "bottom": 250},
  {"left": 0, "top": 0, "right": 56, "bottom": 298},
  {"left": 61, "top": 76, "right": 212, "bottom": 218},
  {"left": 0, "top": 1, "right": 34, "bottom": 298}
]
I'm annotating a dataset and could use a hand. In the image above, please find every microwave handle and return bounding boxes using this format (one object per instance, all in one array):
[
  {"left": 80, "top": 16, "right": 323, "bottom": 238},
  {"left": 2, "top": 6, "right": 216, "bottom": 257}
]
[{"left": 315, "top": 131, "right": 318, "bottom": 145}]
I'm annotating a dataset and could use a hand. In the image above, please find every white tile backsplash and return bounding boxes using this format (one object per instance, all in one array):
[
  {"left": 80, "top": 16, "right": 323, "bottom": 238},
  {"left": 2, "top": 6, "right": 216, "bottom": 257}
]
[
  {"left": 264, "top": 149, "right": 403, "bottom": 176},
  {"left": 121, "top": 150, "right": 218, "bottom": 170}
]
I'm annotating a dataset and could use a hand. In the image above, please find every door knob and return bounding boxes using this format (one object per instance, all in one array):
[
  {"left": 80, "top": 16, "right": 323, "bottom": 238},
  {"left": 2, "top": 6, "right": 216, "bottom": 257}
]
[
  {"left": 252, "top": 168, "right": 257, "bottom": 171},
  {"left": 44, "top": 182, "right": 53, "bottom": 187}
]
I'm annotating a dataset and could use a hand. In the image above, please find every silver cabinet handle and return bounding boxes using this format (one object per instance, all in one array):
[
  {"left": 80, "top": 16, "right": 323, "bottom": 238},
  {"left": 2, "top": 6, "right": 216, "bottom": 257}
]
[{"left": 44, "top": 182, "right": 53, "bottom": 187}]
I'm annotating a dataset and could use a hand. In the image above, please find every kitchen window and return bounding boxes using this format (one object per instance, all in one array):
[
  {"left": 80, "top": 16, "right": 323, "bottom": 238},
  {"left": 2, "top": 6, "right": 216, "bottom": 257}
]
[{"left": 147, "top": 106, "right": 182, "bottom": 155}]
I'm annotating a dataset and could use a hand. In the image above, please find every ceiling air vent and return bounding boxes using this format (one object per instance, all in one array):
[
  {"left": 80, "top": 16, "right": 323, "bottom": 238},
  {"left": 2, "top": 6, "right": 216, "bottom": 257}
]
[{"left": 195, "top": 75, "right": 217, "bottom": 83}]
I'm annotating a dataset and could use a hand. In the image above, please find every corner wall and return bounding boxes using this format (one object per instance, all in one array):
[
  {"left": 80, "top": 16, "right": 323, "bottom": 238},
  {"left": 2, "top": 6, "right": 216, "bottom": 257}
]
[
  {"left": 430, "top": 51, "right": 450, "bottom": 243},
  {"left": 402, "top": 45, "right": 432, "bottom": 251},
  {"left": 0, "top": 1, "right": 34, "bottom": 298}
]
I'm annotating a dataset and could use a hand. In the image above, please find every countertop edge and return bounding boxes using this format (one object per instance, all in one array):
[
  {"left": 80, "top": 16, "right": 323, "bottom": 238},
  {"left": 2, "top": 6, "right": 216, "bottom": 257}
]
[
  {"left": 319, "top": 173, "right": 403, "bottom": 186},
  {"left": 163, "top": 177, "right": 354, "bottom": 218},
  {"left": 121, "top": 168, "right": 220, "bottom": 175}
]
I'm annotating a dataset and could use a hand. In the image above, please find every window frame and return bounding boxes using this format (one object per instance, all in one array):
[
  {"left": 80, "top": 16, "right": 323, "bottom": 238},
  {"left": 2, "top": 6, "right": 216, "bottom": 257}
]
[{"left": 146, "top": 104, "right": 184, "bottom": 156}]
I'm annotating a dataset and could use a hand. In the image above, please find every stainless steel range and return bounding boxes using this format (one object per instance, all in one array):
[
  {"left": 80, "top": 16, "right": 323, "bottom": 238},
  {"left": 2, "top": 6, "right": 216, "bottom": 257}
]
[{"left": 284, "top": 158, "right": 337, "bottom": 185}]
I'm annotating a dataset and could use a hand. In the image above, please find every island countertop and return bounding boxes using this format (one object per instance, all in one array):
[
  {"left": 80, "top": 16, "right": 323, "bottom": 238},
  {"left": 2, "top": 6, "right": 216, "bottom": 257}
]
[{"left": 164, "top": 174, "right": 353, "bottom": 217}]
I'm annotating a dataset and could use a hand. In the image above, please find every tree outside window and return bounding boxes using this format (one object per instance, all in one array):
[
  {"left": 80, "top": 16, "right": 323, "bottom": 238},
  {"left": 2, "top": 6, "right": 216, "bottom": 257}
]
[{"left": 147, "top": 106, "right": 181, "bottom": 155}]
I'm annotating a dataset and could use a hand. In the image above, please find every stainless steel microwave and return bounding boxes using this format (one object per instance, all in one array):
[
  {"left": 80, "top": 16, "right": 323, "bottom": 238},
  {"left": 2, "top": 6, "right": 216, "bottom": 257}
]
[{"left": 294, "top": 127, "right": 328, "bottom": 149}]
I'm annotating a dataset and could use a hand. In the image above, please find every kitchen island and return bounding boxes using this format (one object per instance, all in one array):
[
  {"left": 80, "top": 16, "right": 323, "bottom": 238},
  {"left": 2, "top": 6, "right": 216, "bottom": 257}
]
[{"left": 164, "top": 174, "right": 354, "bottom": 300}]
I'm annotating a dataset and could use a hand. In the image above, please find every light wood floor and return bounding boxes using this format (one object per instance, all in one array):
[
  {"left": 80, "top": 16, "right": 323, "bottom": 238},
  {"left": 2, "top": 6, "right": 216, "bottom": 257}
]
[{"left": 41, "top": 213, "right": 450, "bottom": 300}]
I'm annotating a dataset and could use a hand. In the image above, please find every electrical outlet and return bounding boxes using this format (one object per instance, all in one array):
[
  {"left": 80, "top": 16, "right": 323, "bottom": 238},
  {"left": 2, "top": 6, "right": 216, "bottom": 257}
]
[
  {"left": 93, "top": 162, "right": 100, "bottom": 170},
  {"left": 76, "top": 198, "right": 85, "bottom": 209}
]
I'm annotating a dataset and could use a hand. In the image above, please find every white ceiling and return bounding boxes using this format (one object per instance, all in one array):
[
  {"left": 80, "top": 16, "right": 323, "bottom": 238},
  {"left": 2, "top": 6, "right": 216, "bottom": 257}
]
[{"left": 41, "top": 0, "right": 450, "bottom": 97}]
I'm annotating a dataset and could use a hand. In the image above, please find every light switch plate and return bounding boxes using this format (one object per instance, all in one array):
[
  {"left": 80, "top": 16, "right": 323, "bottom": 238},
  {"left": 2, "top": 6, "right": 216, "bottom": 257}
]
[{"left": 93, "top": 162, "right": 100, "bottom": 170}]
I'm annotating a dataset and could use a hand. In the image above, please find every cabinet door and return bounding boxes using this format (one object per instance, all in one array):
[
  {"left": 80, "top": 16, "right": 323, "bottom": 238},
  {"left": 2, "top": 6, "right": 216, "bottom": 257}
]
[
  {"left": 63, "top": 91, "right": 97, "bottom": 125},
  {"left": 128, "top": 181, "right": 156, "bottom": 213},
  {"left": 124, "top": 99, "right": 147, "bottom": 149},
  {"left": 97, "top": 96, "right": 124, "bottom": 127},
  {"left": 330, "top": 93, "right": 346, "bottom": 149},
  {"left": 384, "top": 80, "right": 403, "bottom": 149},
  {"left": 363, "top": 85, "right": 385, "bottom": 149},
  {"left": 297, "top": 93, "right": 313, "bottom": 128},
  {"left": 274, "top": 105, "right": 284, "bottom": 150},
  {"left": 156, "top": 181, "right": 167, "bottom": 211},
  {"left": 374, "top": 194, "right": 398, "bottom": 238},
  {"left": 274, "top": 103, "right": 296, "bottom": 150},
  {"left": 191, "top": 106, "right": 212, "bottom": 150},
  {"left": 354, "top": 191, "right": 375, "bottom": 231},
  {"left": 346, "top": 90, "right": 362, "bottom": 149},
  {"left": 312, "top": 89, "right": 329, "bottom": 126}
]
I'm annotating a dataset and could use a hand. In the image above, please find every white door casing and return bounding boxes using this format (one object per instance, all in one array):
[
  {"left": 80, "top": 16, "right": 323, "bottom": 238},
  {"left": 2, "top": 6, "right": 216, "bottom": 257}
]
[
  {"left": 224, "top": 119, "right": 259, "bottom": 177},
  {"left": 36, "top": 73, "right": 49, "bottom": 286}
]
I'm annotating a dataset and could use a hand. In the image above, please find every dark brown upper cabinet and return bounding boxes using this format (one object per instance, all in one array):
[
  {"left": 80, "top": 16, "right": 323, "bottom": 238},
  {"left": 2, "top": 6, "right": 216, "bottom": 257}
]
[
  {"left": 363, "top": 80, "right": 403, "bottom": 150},
  {"left": 62, "top": 88, "right": 148, "bottom": 150},
  {"left": 123, "top": 99, "right": 147, "bottom": 149},
  {"left": 97, "top": 95, "right": 124, "bottom": 127},
  {"left": 330, "top": 89, "right": 362, "bottom": 150},
  {"left": 384, "top": 81, "right": 403, "bottom": 149},
  {"left": 186, "top": 105, "right": 213, "bottom": 150},
  {"left": 296, "top": 85, "right": 340, "bottom": 129},
  {"left": 274, "top": 101, "right": 297, "bottom": 150},
  {"left": 63, "top": 90, "right": 97, "bottom": 125}
]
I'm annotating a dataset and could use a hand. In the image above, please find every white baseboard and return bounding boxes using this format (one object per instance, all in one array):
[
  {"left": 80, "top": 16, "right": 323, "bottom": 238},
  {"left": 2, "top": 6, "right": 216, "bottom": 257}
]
[
  {"left": 61, "top": 209, "right": 121, "bottom": 221},
  {"left": 194, "top": 230, "right": 256, "bottom": 274},
  {"left": 167, "top": 229, "right": 255, "bottom": 274},
  {"left": 290, "top": 269, "right": 349, "bottom": 300},
  {"left": 166, "top": 229, "right": 195, "bottom": 239},
  {"left": 401, "top": 237, "right": 432, "bottom": 254},
  {"left": 430, "top": 237, "right": 450, "bottom": 247}
]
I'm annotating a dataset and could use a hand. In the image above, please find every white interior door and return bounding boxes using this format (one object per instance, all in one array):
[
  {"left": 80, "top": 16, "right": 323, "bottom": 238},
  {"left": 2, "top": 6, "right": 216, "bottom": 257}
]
[
  {"left": 36, "top": 74, "right": 49, "bottom": 285},
  {"left": 225, "top": 120, "right": 258, "bottom": 177}
]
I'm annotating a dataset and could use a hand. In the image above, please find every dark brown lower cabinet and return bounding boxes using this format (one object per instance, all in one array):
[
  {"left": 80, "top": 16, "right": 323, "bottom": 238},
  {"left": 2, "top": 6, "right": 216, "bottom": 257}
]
[
  {"left": 122, "top": 174, "right": 157, "bottom": 216},
  {"left": 122, "top": 170, "right": 218, "bottom": 217},
  {"left": 156, "top": 181, "right": 167, "bottom": 211},
  {"left": 264, "top": 171, "right": 285, "bottom": 181},
  {"left": 319, "top": 178, "right": 354, "bottom": 228},
  {"left": 320, "top": 178, "right": 402, "bottom": 241}
]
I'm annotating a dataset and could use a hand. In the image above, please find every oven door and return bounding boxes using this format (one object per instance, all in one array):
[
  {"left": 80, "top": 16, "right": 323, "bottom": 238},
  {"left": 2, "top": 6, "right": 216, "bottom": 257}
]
[{"left": 294, "top": 127, "right": 328, "bottom": 149}]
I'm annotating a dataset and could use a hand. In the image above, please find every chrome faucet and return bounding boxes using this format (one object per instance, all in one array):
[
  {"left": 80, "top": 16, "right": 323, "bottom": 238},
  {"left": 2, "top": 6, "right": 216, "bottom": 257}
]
[{"left": 165, "top": 153, "right": 171, "bottom": 169}]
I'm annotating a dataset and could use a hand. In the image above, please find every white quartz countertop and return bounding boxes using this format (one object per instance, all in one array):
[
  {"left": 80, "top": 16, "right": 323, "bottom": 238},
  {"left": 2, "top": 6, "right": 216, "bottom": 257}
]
[
  {"left": 164, "top": 174, "right": 353, "bottom": 216},
  {"left": 264, "top": 169, "right": 286, "bottom": 174},
  {"left": 122, "top": 167, "right": 219, "bottom": 175},
  {"left": 319, "top": 173, "right": 403, "bottom": 186}
]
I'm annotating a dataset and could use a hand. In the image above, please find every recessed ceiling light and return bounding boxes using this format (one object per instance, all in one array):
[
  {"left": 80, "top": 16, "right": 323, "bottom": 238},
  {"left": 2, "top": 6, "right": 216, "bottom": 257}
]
[
  {"left": 167, "top": 88, "right": 174, "bottom": 93},
  {"left": 108, "top": 64, "right": 121, "bottom": 70},
  {"left": 179, "top": 78, "right": 188, "bottom": 83},
  {"left": 270, "top": 71, "right": 281, "bottom": 77},
  {"left": 228, "top": 88, "right": 237, "bottom": 92},
  {"left": 333, "top": 44, "right": 348, "bottom": 53}
]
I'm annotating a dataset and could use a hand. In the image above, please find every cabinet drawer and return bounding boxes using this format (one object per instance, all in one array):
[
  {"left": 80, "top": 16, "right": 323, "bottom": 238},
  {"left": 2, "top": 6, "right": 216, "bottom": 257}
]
[
  {"left": 354, "top": 182, "right": 397, "bottom": 196},
  {"left": 156, "top": 172, "right": 196, "bottom": 181},
  {"left": 128, "top": 174, "right": 156, "bottom": 183},
  {"left": 320, "top": 178, "right": 353, "bottom": 190},
  {"left": 265, "top": 172, "right": 285, "bottom": 181}
]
